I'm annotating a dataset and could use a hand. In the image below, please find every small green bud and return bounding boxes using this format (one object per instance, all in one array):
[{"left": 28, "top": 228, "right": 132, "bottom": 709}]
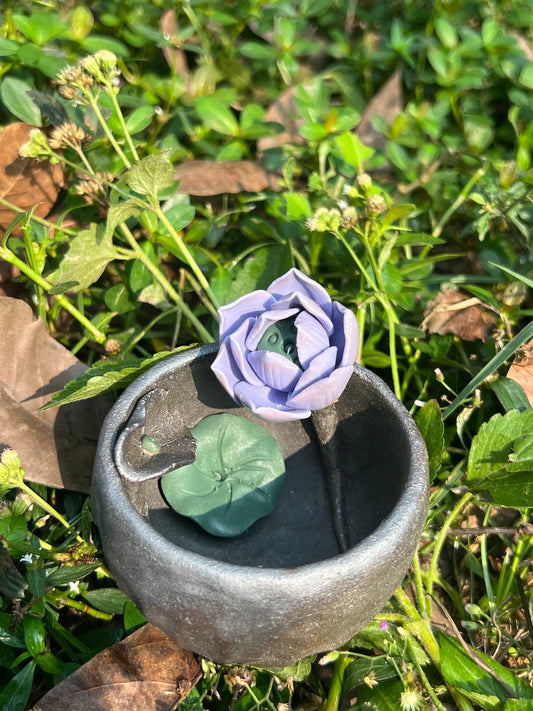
[
  {"left": 81, "top": 50, "right": 118, "bottom": 84},
  {"left": 0, "top": 449, "right": 25, "bottom": 489},
  {"left": 19, "top": 130, "right": 52, "bottom": 161}
]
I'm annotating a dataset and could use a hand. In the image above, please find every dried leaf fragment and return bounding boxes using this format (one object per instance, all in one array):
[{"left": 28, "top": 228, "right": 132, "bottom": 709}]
[
  {"left": 421, "top": 289, "right": 498, "bottom": 342},
  {"left": 31, "top": 623, "right": 201, "bottom": 711},
  {"left": 507, "top": 340, "right": 533, "bottom": 406},
  {"left": 174, "top": 160, "right": 280, "bottom": 195},
  {"left": 0, "top": 296, "right": 110, "bottom": 493},
  {"left": 355, "top": 67, "right": 403, "bottom": 152},
  {"left": 159, "top": 9, "right": 189, "bottom": 77},
  {"left": 0, "top": 122, "right": 63, "bottom": 230}
]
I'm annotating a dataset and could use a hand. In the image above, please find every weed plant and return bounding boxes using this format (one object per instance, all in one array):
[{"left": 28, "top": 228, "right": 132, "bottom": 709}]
[{"left": 0, "top": 1, "right": 532, "bottom": 709}]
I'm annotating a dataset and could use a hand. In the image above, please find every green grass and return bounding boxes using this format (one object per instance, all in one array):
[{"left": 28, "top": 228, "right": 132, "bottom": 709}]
[{"left": 0, "top": 0, "right": 532, "bottom": 709}]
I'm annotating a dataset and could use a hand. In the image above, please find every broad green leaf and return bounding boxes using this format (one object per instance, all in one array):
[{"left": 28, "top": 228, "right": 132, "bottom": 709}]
[
  {"left": 226, "top": 244, "right": 293, "bottom": 303},
  {"left": 195, "top": 96, "right": 239, "bottom": 136},
  {"left": 55, "top": 224, "right": 119, "bottom": 290},
  {"left": 264, "top": 655, "right": 315, "bottom": 682},
  {"left": 124, "top": 600, "right": 146, "bottom": 633},
  {"left": 160, "top": 413, "right": 286, "bottom": 537},
  {"left": 0, "top": 38, "right": 20, "bottom": 56},
  {"left": 505, "top": 701, "right": 533, "bottom": 711},
  {"left": 381, "top": 262, "right": 402, "bottom": 296},
  {"left": 435, "top": 16, "right": 458, "bottom": 48},
  {"left": 0, "top": 516, "right": 28, "bottom": 553},
  {"left": 240, "top": 41, "right": 276, "bottom": 59},
  {"left": 519, "top": 62, "right": 533, "bottom": 90},
  {"left": 381, "top": 203, "right": 415, "bottom": 227},
  {"left": 357, "top": 677, "right": 404, "bottom": 708},
  {"left": 0, "top": 660, "right": 36, "bottom": 711},
  {"left": 467, "top": 409, "right": 533, "bottom": 506},
  {"left": 128, "top": 241, "right": 156, "bottom": 294},
  {"left": 0, "top": 77, "right": 41, "bottom": 125},
  {"left": 46, "top": 562, "right": 102, "bottom": 586},
  {"left": 126, "top": 152, "right": 175, "bottom": 198},
  {"left": 415, "top": 400, "right": 444, "bottom": 480},
  {"left": 104, "top": 283, "right": 136, "bottom": 314},
  {"left": 42, "top": 349, "right": 192, "bottom": 409},
  {"left": 83, "top": 588, "right": 129, "bottom": 614},
  {"left": 125, "top": 105, "right": 155, "bottom": 134},
  {"left": 23, "top": 613, "right": 46, "bottom": 657},
  {"left": 13, "top": 11, "right": 66, "bottom": 45},
  {"left": 285, "top": 192, "right": 312, "bottom": 219},
  {"left": 0, "top": 546, "right": 28, "bottom": 599},
  {"left": 335, "top": 132, "right": 374, "bottom": 169},
  {"left": 491, "top": 377, "right": 530, "bottom": 413},
  {"left": 106, "top": 199, "right": 142, "bottom": 237},
  {"left": 342, "top": 655, "right": 397, "bottom": 694},
  {"left": 439, "top": 633, "right": 533, "bottom": 709}
]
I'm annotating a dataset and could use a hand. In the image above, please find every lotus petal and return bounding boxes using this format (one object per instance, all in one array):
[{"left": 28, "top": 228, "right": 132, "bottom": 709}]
[
  {"left": 210, "top": 340, "right": 243, "bottom": 401},
  {"left": 228, "top": 319, "right": 264, "bottom": 387},
  {"left": 268, "top": 268, "right": 331, "bottom": 312},
  {"left": 295, "top": 311, "right": 330, "bottom": 369},
  {"left": 233, "top": 381, "right": 311, "bottom": 422},
  {"left": 245, "top": 307, "right": 299, "bottom": 350},
  {"left": 290, "top": 346, "right": 338, "bottom": 398},
  {"left": 331, "top": 301, "right": 359, "bottom": 365},
  {"left": 248, "top": 350, "right": 302, "bottom": 392},
  {"left": 218, "top": 290, "right": 274, "bottom": 340},
  {"left": 287, "top": 364, "right": 354, "bottom": 410},
  {"left": 273, "top": 291, "right": 333, "bottom": 335}
]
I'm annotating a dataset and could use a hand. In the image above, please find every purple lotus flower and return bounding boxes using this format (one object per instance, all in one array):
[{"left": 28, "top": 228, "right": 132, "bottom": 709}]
[{"left": 211, "top": 268, "right": 359, "bottom": 422}]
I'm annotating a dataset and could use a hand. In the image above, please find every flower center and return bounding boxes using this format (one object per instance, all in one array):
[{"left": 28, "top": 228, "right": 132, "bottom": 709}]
[{"left": 257, "top": 317, "right": 300, "bottom": 365}]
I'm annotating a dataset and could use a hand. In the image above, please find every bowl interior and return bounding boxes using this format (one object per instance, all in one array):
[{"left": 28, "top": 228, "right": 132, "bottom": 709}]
[{"left": 115, "top": 350, "right": 413, "bottom": 568}]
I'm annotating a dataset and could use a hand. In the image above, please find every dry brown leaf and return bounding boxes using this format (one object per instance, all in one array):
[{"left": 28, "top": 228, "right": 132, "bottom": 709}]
[
  {"left": 31, "top": 623, "right": 201, "bottom": 711},
  {"left": 160, "top": 9, "right": 189, "bottom": 77},
  {"left": 355, "top": 67, "right": 403, "bottom": 152},
  {"left": 174, "top": 159, "right": 281, "bottom": 195},
  {"left": 0, "top": 297, "right": 110, "bottom": 493},
  {"left": 507, "top": 339, "right": 533, "bottom": 406},
  {"left": 421, "top": 289, "right": 498, "bottom": 342},
  {"left": 0, "top": 123, "right": 63, "bottom": 230},
  {"left": 257, "top": 85, "right": 306, "bottom": 153}
]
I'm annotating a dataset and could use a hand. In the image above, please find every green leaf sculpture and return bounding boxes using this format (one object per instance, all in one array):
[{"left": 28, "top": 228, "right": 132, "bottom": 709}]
[{"left": 160, "top": 413, "right": 286, "bottom": 537}]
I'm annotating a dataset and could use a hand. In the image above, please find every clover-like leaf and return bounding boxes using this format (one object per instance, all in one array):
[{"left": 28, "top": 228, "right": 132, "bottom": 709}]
[{"left": 160, "top": 413, "right": 285, "bottom": 537}]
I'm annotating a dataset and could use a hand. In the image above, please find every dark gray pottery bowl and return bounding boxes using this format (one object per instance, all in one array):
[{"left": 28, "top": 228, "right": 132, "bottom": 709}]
[{"left": 91, "top": 343, "right": 429, "bottom": 667}]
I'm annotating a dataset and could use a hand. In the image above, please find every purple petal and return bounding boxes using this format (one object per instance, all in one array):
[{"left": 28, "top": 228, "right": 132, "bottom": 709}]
[
  {"left": 228, "top": 319, "right": 264, "bottom": 387},
  {"left": 268, "top": 268, "right": 332, "bottom": 312},
  {"left": 287, "top": 365, "right": 354, "bottom": 411},
  {"left": 211, "top": 341, "right": 243, "bottom": 402},
  {"left": 330, "top": 301, "right": 359, "bottom": 366},
  {"left": 291, "top": 346, "right": 338, "bottom": 398},
  {"left": 233, "top": 381, "right": 311, "bottom": 422},
  {"left": 218, "top": 290, "right": 275, "bottom": 340},
  {"left": 245, "top": 307, "right": 299, "bottom": 351},
  {"left": 248, "top": 351, "right": 302, "bottom": 392},
  {"left": 272, "top": 292, "right": 333, "bottom": 335},
  {"left": 295, "top": 311, "right": 330, "bottom": 369}
]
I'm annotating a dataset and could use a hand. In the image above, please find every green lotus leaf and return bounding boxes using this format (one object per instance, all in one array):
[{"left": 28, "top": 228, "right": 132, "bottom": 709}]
[{"left": 160, "top": 413, "right": 286, "bottom": 537}]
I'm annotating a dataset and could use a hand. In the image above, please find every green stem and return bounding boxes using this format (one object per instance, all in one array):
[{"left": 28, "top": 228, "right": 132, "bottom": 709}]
[
  {"left": 83, "top": 90, "right": 132, "bottom": 168},
  {"left": 334, "top": 230, "right": 377, "bottom": 291},
  {"left": 325, "top": 654, "right": 350, "bottom": 711},
  {"left": 426, "top": 492, "right": 473, "bottom": 603},
  {"left": 155, "top": 205, "right": 220, "bottom": 311},
  {"left": 119, "top": 224, "right": 214, "bottom": 343},
  {"left": 405, "top": 634, "right": 447, "bottom": 711},
  {"left": 0, "top": 246, "right": 106, "bottom": 343},
  {"left": 19, "top": 482, "right": 84, "bottom": 544},
  {"left": 56, "top": 596, "right": 114, "bottom": 620},
  {"left": 102, "top": 82, "right": 139, "bottom": 161},
  {"left": 0, "top": 197, "right": 76, "bottom": 237},
  {"left": 412, "top": 551, "right": 430, "bottom": 618},
  {"left": 431, "top": 166, "right": 486, "bottom": 240}
]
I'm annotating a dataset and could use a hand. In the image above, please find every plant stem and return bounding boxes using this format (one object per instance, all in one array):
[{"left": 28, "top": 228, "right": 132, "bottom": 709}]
[
  {"left": 325, "top": 654, "right": 350, "bottom": 711},
  {"left": 82, "top": 89, "right": 132, "bottom": 168},
  {"left": 119, "top": 224, "right": 214, "bottom": 343},
  {"left": 57, "top": 597, "right": 114, "bottom": 620},
  {"left": 103, "top": 82, "right": 140, "bottom": 161},
  {"left": 431, "top": 166, "right": 486, "bottom": 240},
  {"left": 19, "top": 481, "right": 84, "bottom": 544},
  {"left": 0, "top": 197, "right": 76, "bottom": 236},
  {"left": 0, "top": 246, "right": 107, "bottom": 343},
  {"left": 155, "top": 205, "right": 220, "bottom": 311}
]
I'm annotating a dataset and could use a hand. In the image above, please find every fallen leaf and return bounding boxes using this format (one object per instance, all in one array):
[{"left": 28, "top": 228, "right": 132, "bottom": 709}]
[
  {"left": 421, "top": 289, "right": 498, "bottom": 342},
  {"left": 0, "top": 123, "right": 63, "bottom": 231},
  {"left": 159, "top": 9, "right": 190, "bottom": 77},
  {"left": 31, "top": 623, "right": 201, "bottom": 711},
  {"left": 0, "top": 297, "right": 110, "bottom": 493},
  {"left": 174, "top": 160, "right": 280, "bottom": 195},
  {"left": 355, "top": 67, "right": 403, "bottom": 152},
  {"left": 257, "top": 85, "right": 306, "bottom": 153},
  {"left": 507, "top": 340, "right": 533, "bottom": 406}
]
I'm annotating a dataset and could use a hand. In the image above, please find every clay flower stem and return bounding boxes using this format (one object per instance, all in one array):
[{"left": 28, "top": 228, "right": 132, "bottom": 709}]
[
  {"left": 118, "top": 224, "right": 215, "bottom": 343},
  {"left": 0, "top": 246, "right": 106, "bottom": 344},
  {"left": 312, "top": 405, "right": 350, "bottom": 553}
]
